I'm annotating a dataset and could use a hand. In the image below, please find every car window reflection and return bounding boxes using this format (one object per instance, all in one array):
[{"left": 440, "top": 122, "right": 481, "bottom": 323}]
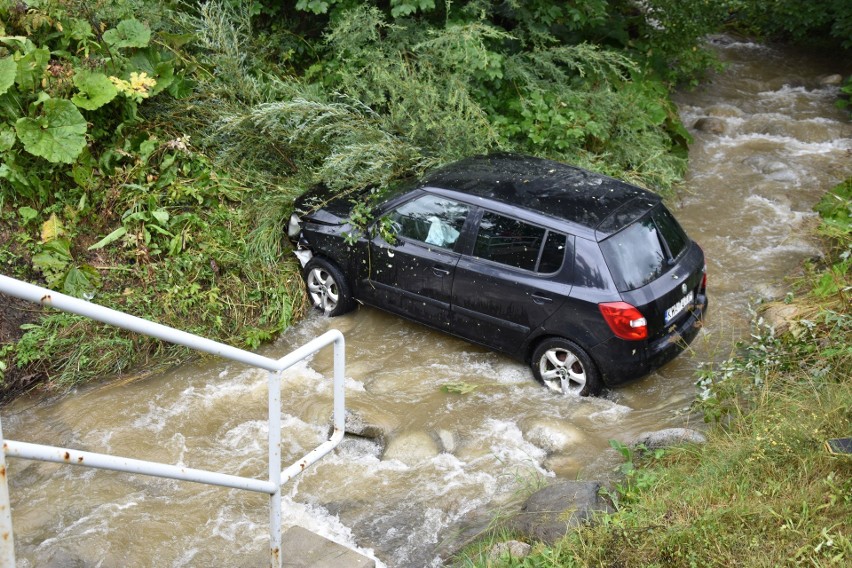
[
  {"left": 473, "top": 211, "right": 566, "bottom": 273},
  {"left": 387, "top": 194, "right": 469, "bottom": 249}
]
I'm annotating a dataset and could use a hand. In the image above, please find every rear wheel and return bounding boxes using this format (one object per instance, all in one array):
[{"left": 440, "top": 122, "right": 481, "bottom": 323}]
[
  {"left": 531, "top": 338, "right": 601, "bottom": 397},
  {"left": 304, "top": 257, "right": 354, "bottom": 316}
]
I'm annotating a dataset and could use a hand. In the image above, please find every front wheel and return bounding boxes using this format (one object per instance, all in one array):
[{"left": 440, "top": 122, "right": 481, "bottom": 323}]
[
  {"left": 304, "top": 257, "right": 354, "bottom": 316},
  {"left": 531, "top": 338, "right": 601, "bottom": 397}
]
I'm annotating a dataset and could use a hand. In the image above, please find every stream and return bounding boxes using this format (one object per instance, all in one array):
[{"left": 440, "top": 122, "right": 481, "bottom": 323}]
[{"left": 3, "top": 37, "right": 851, "bottom": 567}]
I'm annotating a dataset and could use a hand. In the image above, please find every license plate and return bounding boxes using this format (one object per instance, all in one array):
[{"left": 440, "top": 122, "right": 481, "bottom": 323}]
[{"left": 665, "top": 291, "right": 694, "bottom": 323}]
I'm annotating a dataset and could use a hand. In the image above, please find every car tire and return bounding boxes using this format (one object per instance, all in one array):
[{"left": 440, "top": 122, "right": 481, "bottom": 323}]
[
  {"left": 531, "top": 338, "right": 602, "bottom": 397},
  {"left": 304, "top": 257, "right": 354, "bottom": 317}
]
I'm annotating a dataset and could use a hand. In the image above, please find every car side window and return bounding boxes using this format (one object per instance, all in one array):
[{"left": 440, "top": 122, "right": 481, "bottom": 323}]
[
  {"left": 538, "top": 230, "right": 568, "bottom": 273},
  {"left": 387, "top": 194, "right": 469, "bottom": 249},
  {"left": 473, "top": 211, "right": 566, "bottom": 273}
]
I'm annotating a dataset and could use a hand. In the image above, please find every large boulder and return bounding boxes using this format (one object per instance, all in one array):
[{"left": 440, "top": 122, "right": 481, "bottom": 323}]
[{"left": 506, "top": 481, "right": 613, "bottom": 545}]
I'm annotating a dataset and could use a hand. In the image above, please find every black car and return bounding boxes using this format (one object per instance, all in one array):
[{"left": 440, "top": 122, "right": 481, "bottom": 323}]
[{"left": 288, "top": 153, "right": 707, "bottom": 396}]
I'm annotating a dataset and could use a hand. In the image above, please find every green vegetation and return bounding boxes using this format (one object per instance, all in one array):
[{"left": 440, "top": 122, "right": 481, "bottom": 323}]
[
  {"left": 0, "top": 0, "right": 305, "bottom": 396},
  {"left": 0, "top": 0, "right": 850, "bottom": 403},
  {"left": 454, "top": 178, "right": 851, "bottom": 567}
]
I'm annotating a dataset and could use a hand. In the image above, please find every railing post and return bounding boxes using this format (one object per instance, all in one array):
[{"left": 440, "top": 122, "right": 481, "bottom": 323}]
[
  {"left": 268, "top": 370, "right": 282, "bottom": 568},
  {"left": 0, "top": 418, "right": 16, "bottom": 567},
  {"left": 333, "top": 334, "right": 346, "bottom": 440}
]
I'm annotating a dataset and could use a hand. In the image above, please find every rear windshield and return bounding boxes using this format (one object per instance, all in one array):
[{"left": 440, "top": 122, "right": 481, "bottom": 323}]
[{"left": 600, "top": 206, "right": 690, "bottom": 291}]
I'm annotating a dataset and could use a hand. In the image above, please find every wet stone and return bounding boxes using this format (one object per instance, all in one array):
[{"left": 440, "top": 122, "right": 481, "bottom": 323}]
[
  {"left": 522, "top": 419, "right": 585, "bottom": 453},
  {"left": 630, "top": 428, "right": 707, "bottom": 450},
  {"left": 752, "top": 283, "right": 789, "bottom": 303},
  {"left": 819, "top": 74, "right": 843, "bottom": 86},
  {"left": 382, "top": 430, "right": 440, "bottom": 465},
  {"left": 693, "top": 117, "right": 726, "bottom": 134},
  {"left": 334, "top": 408, "right": 387, "bottom": 441},
  {"left": 762, "top": 303, "right": 801, "bottom": 334},
  {"left": 489, "top": 540, "right": 532, "bottom": 562},
  {"left": 334, "top": 436, "right": 383, "bottom": 459},
  {"left": 543, "top": 453, "right": 582, "bottom": 477},
  {"left": 506, "top": 481, "right": 613, "bottom": 545}
]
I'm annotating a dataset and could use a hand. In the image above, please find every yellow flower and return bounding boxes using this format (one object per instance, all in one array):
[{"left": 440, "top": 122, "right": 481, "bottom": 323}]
[
  {"left": 109, "top": 76, "right": 131, "bottom": 92},
  {"left": 109, "top": 72, "right": 157, "bottom": 101},
  {"left": 129, "top": 72, "right": 156, "bottom": 97}
]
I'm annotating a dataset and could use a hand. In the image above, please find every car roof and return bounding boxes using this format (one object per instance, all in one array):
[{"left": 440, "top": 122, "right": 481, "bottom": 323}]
[{"left": 419, "top": 153, "right": 660, "bottom": 236}]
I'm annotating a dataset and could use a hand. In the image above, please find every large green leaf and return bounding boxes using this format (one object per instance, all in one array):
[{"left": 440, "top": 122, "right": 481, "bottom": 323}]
[
  {"left": 71, "top": 70, "right": 118, "bottom": 110},
  {"left": 103, "top": 19, "right": 151, "bottom": 49},
  {"left": 15, "top": 47, "right": 49, "bottom": 92},
  {"left": 0, "top": 56, "right": 15, "bottom": 95},
  {"left": 63, "top": 265, "right": 101, "bottom": 298},
  {"left": 42, "top": 238, "right": 72, "bottom": 260},
  {"left": 15, "top": 98, "right": 87, "bottom": 164},
  {"left": 0, "top": 124, "right": 15, "bottom": 152}
]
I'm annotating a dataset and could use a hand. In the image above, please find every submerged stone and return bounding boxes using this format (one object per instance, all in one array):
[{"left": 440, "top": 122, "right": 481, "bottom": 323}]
[
  {"left": 522, "top": 418, "right": 585, "bottom": 453},
  {"left": 693, "top": 117, "right": 726, "bottom": 134},
  {"left": 382, "top": 430, "right": 440, "bottom": 465}
]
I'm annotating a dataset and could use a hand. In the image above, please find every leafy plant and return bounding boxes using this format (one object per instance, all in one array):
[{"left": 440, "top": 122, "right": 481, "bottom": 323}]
[
  {"left": 71, "top": 70, "right": 119, "bottom": 111},
  {"left": 814, "top": 178, "right": 852, "bottom": 243},
  {"left": 605, "top": 440, "right": 664, "bottom": 508},
  {"left": 15, "top": 97, "right": 88, "bottom": 164},
  {"left": 0, "top": 5, "right": 184, "bottom": 208},
  {"left": 31, "top": 213, "right": 100, "bottom": 298}
]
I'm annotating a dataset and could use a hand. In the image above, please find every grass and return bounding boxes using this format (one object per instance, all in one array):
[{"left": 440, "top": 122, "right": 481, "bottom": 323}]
[{"left": 453, "top": 180, "right": 852, "bottom": 567}]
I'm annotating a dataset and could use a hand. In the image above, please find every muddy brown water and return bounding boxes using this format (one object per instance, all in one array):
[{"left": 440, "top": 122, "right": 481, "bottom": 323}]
[{"left": 3, "top": 38, "right": 851, "bottom": 567}]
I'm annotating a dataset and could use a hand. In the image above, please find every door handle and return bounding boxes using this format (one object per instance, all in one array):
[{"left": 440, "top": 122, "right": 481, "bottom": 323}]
[
  {"left": 532, "top": 294, "right": 553, "bottom": 304},
  {"left": 432, "top": 266, "right": 451, "bottom": 276}
]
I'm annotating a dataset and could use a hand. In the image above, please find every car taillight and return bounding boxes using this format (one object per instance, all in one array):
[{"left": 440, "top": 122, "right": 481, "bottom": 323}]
[
  {"left": 701, "top": 265, "right": 707, "bottom": 292},
  {"left": 599, "top": 302, "right": 648, "bottom": 340}
]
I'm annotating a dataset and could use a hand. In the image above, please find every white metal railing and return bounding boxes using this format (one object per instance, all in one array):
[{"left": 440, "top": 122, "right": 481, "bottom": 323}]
[{"left": 0, "top": 274, "right": 345, "bottom": 568}]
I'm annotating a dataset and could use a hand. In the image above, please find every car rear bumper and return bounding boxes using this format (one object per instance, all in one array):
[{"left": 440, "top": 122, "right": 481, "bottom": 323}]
[{"left": 591, "top": 293, "right": 707, "bottom": 387}]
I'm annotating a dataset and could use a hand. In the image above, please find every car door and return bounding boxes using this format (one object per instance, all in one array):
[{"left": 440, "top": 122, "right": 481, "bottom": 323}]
[
  {"left": 362, "top": 193, "right": 471, "bottom": 330},
  {"left": 451, "top": 210, "right": 573, "bottom": 355}
]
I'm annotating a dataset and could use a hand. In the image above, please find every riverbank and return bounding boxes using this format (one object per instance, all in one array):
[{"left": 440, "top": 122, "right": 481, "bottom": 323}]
[{"left": 456, "top": 178, "right": 851, "bottom": 567}]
